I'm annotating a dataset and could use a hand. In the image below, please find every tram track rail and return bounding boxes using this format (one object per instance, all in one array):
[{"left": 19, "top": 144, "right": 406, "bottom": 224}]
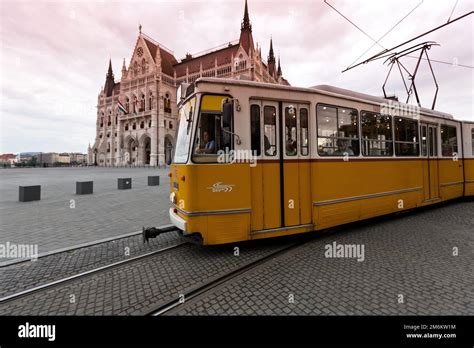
[
  {"left": 148, "top": 237, "right": 311, "bottom": 316},
  {"left": 0, "top": 224, "right": 178, "bottom": 268},
  {"left": 0, "top": 235, "right": 187, "bottom": 304},
  {"left": 0, "top": 224, "right": 178, "bottom": 269}
]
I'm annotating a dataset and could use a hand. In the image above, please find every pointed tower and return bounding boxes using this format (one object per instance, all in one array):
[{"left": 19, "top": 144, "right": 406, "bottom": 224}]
[
  {"left": 121, "top": 58, "right": 127, "bottom": 80},
  {"left": 239, "top": 0, "right": 254, "bottom": 55},
  {"left": 277, "top": 56, "right": 282, "bottom": 77},
  {"left": 104, "top": 59, "right": 115, "bottom": 97},
  {"left": 267, "top": 38, "right": 276, "bottom": 78}
]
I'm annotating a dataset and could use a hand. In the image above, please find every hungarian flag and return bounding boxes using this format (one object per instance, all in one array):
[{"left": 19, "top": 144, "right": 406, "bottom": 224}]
[{"left": 117, "top": 100, "right": 127, "bottom": 114}]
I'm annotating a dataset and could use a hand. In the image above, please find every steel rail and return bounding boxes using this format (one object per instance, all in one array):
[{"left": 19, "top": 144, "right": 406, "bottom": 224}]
[
  {"left": 0, "top": 224, "right": 177, "bottom": 268},
  {"left": 0, "top": 237, "right": 186, "bottom": 304},
  {"left": 149, "top": 239, "right": 309, "bottom": 316}
]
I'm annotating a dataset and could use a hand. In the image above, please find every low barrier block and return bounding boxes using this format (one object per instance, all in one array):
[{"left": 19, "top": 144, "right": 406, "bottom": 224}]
[{"left": 19, "top": 185, "right": 41, "bottom": 202}]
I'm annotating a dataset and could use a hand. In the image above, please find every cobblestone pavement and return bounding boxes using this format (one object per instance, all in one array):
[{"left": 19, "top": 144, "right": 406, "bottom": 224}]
[
  {"left": 0, "top": 230, "right": 183, "bottom": 298},
  {"left": 0, "top": 236, "right": 293, "bottom": 315},
  {"left": 172, "top": 200, "right": 474, "bottom": 315},
  {"left": 0, "top": 167, "right": 172, "bottom": 260}
]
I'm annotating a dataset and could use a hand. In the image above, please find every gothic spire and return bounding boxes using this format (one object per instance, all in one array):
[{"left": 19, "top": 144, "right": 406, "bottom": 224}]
[
  {"left": 268, "top": 37, "right": 275, "bottom": 64},
  {"left": 241, "top": 0, "right": 251, "bottom": 31},
  {"left": 121, "top": 58, "right": 127, "bottom": 79},
  {"left": 104, "top": 59, "right": 115, "bottom": 97},
  {"left": 107, "top": 58, "right": 113, "bottom": 78},
  {"left": 267, "top": 37, "right": 276, "bottom": 78},
  {"left": 277, "top": 56, "right": 282, "bottom": 76},
  {"left": 239, "top": 0, "right": 254, "bottom": 54}
]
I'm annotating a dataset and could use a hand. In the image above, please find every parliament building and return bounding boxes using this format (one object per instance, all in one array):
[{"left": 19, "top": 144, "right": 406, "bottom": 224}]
[{"left": 89, "top": 0, "right": 289, "bottom": 166}]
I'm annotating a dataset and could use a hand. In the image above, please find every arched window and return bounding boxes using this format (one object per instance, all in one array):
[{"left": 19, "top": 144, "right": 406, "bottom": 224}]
[
  {"left": 164, "top": 93, "right": 171, "bottom": 113},
  {"left": 133, "top": 95, "right": 137, "bottom": 113},
  {"left": 125, "top": 123, "right": 129, "bottom": 131},
  {"left": 133, "top": 61, "right": 138, "bottom": 75},
  {"left": 149, "top": 92, "right": 153, "bottom": 110},
  {"left": 140, "top": 94, "right": 145, "bottom": 111},
  {"left": 141, "top": 59, "right": 146, "bottom": 74},
  {"left": 125, "top": 97, "right": 129, "bottom": 113}
]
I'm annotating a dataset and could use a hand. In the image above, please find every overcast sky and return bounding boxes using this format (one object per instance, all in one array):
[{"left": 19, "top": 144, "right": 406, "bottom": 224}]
[{"left": 0, "top": 0, "right": 472, "bottom": 153}]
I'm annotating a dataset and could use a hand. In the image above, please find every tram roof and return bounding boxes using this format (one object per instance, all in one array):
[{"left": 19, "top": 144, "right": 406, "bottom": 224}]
[{"left": 194, "top": 78, "right": 454, "bottom": 120}]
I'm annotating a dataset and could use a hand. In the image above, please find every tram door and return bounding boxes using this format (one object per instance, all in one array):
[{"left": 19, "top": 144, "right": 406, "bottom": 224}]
[
  {"left": 250, "top": 100, "right": 281, "bottom": 230},
  {"left": 250, "top": 100, "right": 312, "bottom": 232},
  {"left": 421, "top": 123, "right": 440, "bottom": 200},
  {"left": 282, "top": 103, "right": 312, "bottom": 227}
]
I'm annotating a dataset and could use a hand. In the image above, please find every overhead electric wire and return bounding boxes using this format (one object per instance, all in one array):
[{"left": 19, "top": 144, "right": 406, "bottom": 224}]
[
  {"left": 324, "top": 0, "right": 473, "bottom": 71},
  {"left": 346, "top": 0, "right": 424, "bottom": 70},
  {"left": 447, "top": 0, "right": 459, "bottom": 22},
  {"left": 341, "top": 10, "right": 473, "bottom": 72},
  {"left": 323, "top": 0, "right": 382, "bottom": 48}
]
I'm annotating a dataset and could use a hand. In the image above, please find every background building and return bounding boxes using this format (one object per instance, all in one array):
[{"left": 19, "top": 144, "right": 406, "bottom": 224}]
[
  {"left": 89, "top": 0, "right": 289, "bottom": 166},
  {"left": 0, "top": 154, "right": 18, "bottom": 166}
]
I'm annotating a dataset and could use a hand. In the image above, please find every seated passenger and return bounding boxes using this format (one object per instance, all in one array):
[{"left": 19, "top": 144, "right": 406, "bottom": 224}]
[
  {"left": 399, "top": 143, "right": 414, "bottom": 156},
  {"left": 333, "top": 139, "right": 354, "bottom": 156},
  {"left": 195, "top": 131, "right": 216, "bottom": 154},
  {"left": 264, "top": 135, "right": 273, "bottom": 156},
  {"left": 286, "top": 139, "right": 297, "bottom": 156}
]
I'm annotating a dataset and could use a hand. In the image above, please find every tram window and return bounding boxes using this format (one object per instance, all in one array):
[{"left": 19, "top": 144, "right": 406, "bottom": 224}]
[
  {"left": 250, "top": 105, "right": 261, "bottom": 156},
  {"left": 440, "top": 125, "right": 458, "bottom": 157},
  {"left": 192, "top": 111, "right": 232, "bottom": 163},
  {"left": 472, "top": 129, "right": 474, "bottom": 154},
  {"left": 421, "top": 125, "right": 428, "bottom": 156},
  {"left": 285, "top": 106, "right": 297, "bottom": 156},
  {"left": 300, "top": 108, "right": 309, "bottom": 156},
  {"left": 317, "top": 104, "right": 359, "bottom": 156},
  {"left": 429, "top": 126, "right": 437, "bottom": 157},
  {"left": 361, "top": 111, "right": 393, "bottom": 156},
  {"left": 264, "top": 106, "right": 277, "bottom": 156},
  {"left": 394, "top": 117, "right": 419, "bottom": 156}
]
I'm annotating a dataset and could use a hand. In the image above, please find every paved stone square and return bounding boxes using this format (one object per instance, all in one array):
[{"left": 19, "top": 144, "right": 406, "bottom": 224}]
[
  {"left": 0, "top": 167, "right": 172, "bottom": 261},
  {"left": 173, "top": 200, "right": 474, "bottom": 315},
  {"left": 0, "top": 237, "right": 291, "bottom": 315}
]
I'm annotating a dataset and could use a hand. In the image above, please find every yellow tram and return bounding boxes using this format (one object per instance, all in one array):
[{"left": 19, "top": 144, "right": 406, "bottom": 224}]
[{"left": 167, "top": 78, "right": 474, "bottom": 245}]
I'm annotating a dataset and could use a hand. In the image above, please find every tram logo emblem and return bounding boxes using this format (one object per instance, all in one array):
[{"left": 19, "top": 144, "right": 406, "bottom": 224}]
[{"left": 207, "top": 182, "right": 235, "bottom": 193}]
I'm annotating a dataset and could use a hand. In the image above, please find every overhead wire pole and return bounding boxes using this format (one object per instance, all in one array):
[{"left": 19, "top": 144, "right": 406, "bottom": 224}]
[{"left": 342, "top": 11, "right": 473, "bottom": 72}]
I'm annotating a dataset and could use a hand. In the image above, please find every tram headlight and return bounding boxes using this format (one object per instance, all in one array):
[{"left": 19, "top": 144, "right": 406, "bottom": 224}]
[{"left": 170, "top": 191, "right": 177, "bottom": 204}]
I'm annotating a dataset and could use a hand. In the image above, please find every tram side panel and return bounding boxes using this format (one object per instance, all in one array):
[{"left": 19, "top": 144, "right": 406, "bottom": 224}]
[
  {"left": 462, "top": 123, "right": 474, "bottom": 196},
  {"left": 311, "top": 159, "right": 423, "bottom": 230},
  {"left": 438, "top": 122, "right": 465, "bottom": 200},
  {"left": 465, "top": 159, "right": 474, "bottom": 196}
]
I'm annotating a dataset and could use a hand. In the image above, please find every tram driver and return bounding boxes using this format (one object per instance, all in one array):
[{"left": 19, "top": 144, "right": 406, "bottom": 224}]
[{"left": 195, "top": 131, "right": 216, "bottom": 154}]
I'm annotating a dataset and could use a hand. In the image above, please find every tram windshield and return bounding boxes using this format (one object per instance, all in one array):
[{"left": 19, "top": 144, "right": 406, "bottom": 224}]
[
  {"left": 192, "top": 95, "right": 233, "bottom": 163},
  {"left": 174, "top": 96, "right": 196, "bottom": 163}
]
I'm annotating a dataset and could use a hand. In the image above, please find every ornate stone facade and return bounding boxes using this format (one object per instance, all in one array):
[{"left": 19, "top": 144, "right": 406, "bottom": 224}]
[{"left": 89, "top": 0, "right": 289, "bottom": 166}]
